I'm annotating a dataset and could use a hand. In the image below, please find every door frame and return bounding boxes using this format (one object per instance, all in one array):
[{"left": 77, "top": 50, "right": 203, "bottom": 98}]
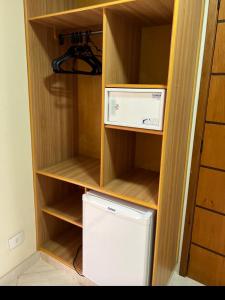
[{"left": 179, "top": 0, "right": 219, "bottom": 276}]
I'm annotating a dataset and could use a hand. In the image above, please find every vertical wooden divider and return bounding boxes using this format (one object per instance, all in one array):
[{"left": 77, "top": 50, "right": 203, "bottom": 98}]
[
  {"left": 152, "top": 0, "right": 205, "bottom": 286},
  {"left": 100, "top": 9, "right": 107, "bottom": 187},
  {"left": 100, "top": 10, "right": 141, "bottom": 187}
]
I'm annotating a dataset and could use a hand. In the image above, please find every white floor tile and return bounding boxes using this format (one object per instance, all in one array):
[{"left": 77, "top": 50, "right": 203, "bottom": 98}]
[
  {"left": 17, "top": 269, "right": 81, "bottom": 286},
  {"left": 169, "top": 272, "right": 203, "bottom": 286},
  {"left": 23, "top": 258, "right": 56, "bottom": 275}
]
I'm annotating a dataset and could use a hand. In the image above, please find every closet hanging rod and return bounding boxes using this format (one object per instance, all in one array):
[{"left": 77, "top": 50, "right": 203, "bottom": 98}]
[{"left": 58, "top": 30, "right": 103, "bottom": 45}]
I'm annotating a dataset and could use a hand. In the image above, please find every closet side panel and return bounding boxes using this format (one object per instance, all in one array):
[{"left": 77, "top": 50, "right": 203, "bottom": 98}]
[
  {"left": 152, "top": 0, "right": 205, "bottom": 286},
  {"left": 24, "top": 6, "right": 77, "bottom": 247},
  {"left": 25, "top": 22, "right": 77, "bottom": 170}
]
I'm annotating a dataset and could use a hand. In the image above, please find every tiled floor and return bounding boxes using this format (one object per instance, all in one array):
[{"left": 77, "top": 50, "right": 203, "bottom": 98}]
[
  {"left": 4, "top": 257, "right": 94, "bottom": 286},
  {"left": 169, "top": 272, "right": 203, "bottom": 286},
  {"left": 1, "top": 254, "right": 203, "bottom": 286}
]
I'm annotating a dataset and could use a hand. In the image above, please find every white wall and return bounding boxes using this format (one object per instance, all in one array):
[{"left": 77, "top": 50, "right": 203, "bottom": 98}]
[{"left": 0, "top": 0, "right": 36, "bottom": 277}]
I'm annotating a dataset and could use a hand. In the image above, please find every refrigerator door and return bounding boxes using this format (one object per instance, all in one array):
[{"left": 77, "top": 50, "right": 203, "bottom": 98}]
[{"left": 83, "top": 192, "right": 155, "bottom": 286}]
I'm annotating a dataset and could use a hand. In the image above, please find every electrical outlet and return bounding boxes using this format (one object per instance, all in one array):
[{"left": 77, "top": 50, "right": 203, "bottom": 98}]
[{"left": 8, "top": 231, "right": 24, "bottom": 250}]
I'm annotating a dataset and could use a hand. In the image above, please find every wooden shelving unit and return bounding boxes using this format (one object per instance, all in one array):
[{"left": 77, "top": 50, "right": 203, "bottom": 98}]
[{"left": 24, "top": 0, "right": 205, "bottom": 286}]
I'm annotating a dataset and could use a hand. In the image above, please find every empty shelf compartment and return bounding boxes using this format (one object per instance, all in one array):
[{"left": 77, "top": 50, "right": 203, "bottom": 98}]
[{"left": 37, "top": 176, "right": 84, "bottom": 227}]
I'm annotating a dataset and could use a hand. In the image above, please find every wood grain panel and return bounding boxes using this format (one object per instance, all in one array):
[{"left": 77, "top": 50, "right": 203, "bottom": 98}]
[
  {"left": 25, "top": 0, "right": 78, "bottom": 18},
  {"left": 201, "top": 124, "right": 225, "bottom": 170},
  {"left": 36, "top": 175, "right": 84, "bottom": 246},
  {"left": 206, "top": 76, "right": 225, "bottom": 123},
  {"left": 30, "top": 7, "right": 104, "bottom": 29},
  {"left": 105, "top": 125, "right": 163, "bottom": 136},
  {"left": 188, "top": 244, "right": 225, "bottom": 286},
  {"left": 196, "top": 167, "right": 225, "bottom": 214},
  {"left": 40, "top": 213, "right": 71, "bottom": 247},
  {"left": 104, "top": 168, "right": 159, "bottom": 209},
  {"left": 104, "top": 12, "right": 172, "bottom": 85},
  {"left": 105, "top": 83, "right": 167, "bottom": 89},
  {"left": 77, "top": 35, "right": 102, "bottom": 160},
  {"left": 41, "top": 226, "right": 82, "bottom": 272},
  {"left": 139, "top": 25, "right": 172, "bottom": 84},
  {"left": 152, "top": 0, "right": 205, "bottom": 286},
  {"left": 24, "top": 2, "right": 78, "bottom": 251},
  {"left": 25, "top": 22, "right": 77, "bottom": 170},
  {"left": 104, "top": 10, "right": 141, "bottom": 84},
  {"left": 102, "top": 129, "right": 135, "bottom": 185},
  {"left": 42, "top": 196, "right": 83, "bottom": 228},
  {"left": 77, "top": 73, "right": 102, "bottom": 159},
  {"left": 135, "top": 134, "right": 162, "bottom": 172},
  {"left": 219, "top": 0, "right": 225, "bottom": 20},
  {"left": 108, "top": 0, "right": 174, "bottom": 26},
  {"left": 192, "top": 207, "right": 225, "bottom": 256},
  {"left": 37, "top": 156, "right": 159, "bottom": 209},
  {"left": 212, "top": 24, "right": 225, "bottom": 73},
  {"left": 25, "top": 0, "right": 115, "bottom": 18},
  {"left": 37, "top": 175, "right": 83, "bottom": 207},
  {"left": 37, "top": 156, "right": 100, "bottom": 188},
  {"left": 28, "top": 1, "right": 132, "bottom": 29},
  {"left": 76, "top": 0, "right": 114, "bottom": 8},
  {"left": 180, "top": 0, "right": 219, "bottom": 276},
  {"left": 28, "top": 0, "right": 174, "bottom": 28}
]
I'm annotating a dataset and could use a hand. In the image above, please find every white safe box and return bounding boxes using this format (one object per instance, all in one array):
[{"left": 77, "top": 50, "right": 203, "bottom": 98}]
[
  {"left": 104, "top": 88, "right": 166, "bottom": 131},
  {"left": 83, "top": 191, "right": 155, "bottom": 286}
]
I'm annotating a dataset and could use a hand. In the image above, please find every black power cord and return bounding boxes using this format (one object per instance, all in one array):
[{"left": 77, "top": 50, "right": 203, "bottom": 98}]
[{"left": 73, "top": 244, "right": 84, "bottom": 277}]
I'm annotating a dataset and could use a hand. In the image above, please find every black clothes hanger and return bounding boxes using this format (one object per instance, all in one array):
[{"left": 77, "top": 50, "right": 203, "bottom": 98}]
[
  {"left": 52, "top": 45, "right": 102, "bottom": 75},
  {"left": 52, "top": 31, "right": 102, "bottom": 76}
]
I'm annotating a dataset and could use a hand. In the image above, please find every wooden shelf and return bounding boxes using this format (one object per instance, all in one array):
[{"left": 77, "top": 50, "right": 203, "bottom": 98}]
[
  {"left": 104, "top": 168, "right": 159, "bottom": 210},
  {"left": 40, "top": 228, "right": 82, "bottom": 273},
  {"left": 105, "top": 84, "right": 167, "bottom": 89},
  {"left": 36, "top": 156, "right": 100, "bottom": 189},
  {"left": 105, "top": 124, "right": 163, "bottom": 136},
  {"left": 38, "top": 159, "right": 158, "bottom": 209},
  {"left": 42, "top": 197, "right": 82, "bottom": 228},
  {"left": 29, "top": 0, "right": 174, "bottom": 29},
  {"left": 28, "top": 1, "right": 131, "bottom": 29}
]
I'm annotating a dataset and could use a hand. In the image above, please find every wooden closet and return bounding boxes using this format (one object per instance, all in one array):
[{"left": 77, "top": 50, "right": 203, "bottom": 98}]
[
  {"left": 24, "top": 0, "right": 205, "bottom": 286},
  {"left": 181, "top": 0, "right": 225, "bottom": 286}
]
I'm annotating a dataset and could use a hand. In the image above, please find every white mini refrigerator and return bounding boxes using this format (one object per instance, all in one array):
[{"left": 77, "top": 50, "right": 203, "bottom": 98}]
[{"left": 83, "top": 191, "right": 155, "bottom": 286}]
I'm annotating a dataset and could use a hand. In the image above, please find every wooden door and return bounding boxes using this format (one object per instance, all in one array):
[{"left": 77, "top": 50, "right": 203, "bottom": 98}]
[{"left": 180, "top": 0, "right": 225, "bottom": 286}]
